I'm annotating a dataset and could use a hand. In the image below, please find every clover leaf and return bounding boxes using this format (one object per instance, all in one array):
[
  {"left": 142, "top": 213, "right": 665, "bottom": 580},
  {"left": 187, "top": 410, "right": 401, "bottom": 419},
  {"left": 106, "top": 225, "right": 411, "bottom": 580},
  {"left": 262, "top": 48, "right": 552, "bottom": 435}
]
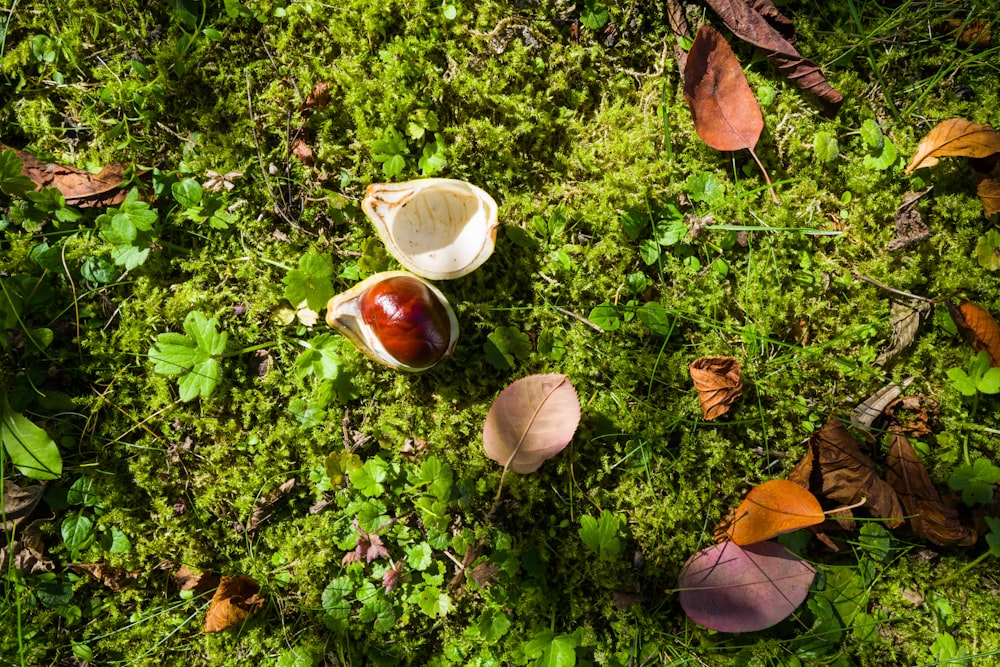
[{"left": 149, "top": 310, "right": 228, "bottom": 401}]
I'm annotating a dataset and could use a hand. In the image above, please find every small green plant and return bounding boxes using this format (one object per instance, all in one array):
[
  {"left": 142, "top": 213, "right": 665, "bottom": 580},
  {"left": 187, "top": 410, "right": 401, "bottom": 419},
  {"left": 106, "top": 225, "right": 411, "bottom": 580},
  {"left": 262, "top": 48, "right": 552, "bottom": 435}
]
[
  {"left": 946, "top": 351, "right": 1000, "bottom": 397},
  {"left": 96, "top": 188, "right": 160, "bottom": 270},
  {"left": 578, "top": 510, "right": 626, "bottom": 561},
  {"left": 579, "top": 0, "right": 609, "bottom": 30},
  {"left": 524, "top": 629, "right": 582, "bottom": 667},
  {"left": 684, "top": 171, "right": 726, "bottom": 209},
  {"left": 814, "top": 131, "right": 840, "bottom": 163},
  {"left": 484, "top": 325, "right": 532, "bottom": 370},
  {"left": 148, "top": 310, "right": 228, "bottom": 401},
  {"left": 976, "top": 229, "right": 1000, "bottom": 270},
  {"left": 284, "top": 251, "right": 336, "bottom": 312},
  {"left": 859, "top": 119, "right": 898, "bottom": 171},
  {"left": 948, "top": 457, "right": 1000, "bottom": 506},
  {"left": 1, "top": 393, "right": 62, "bottom": 480},
  {"left": 371, "top": 127, "right": 409, "bottom": 178},
  {"left": 171, "top": 178, "right": 236, "bottom": 230}
]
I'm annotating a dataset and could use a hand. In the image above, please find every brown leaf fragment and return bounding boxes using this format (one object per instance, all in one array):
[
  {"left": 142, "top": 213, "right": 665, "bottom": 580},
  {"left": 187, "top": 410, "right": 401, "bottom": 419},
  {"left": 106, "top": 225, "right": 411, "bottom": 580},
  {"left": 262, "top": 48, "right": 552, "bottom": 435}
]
[
  {"left": 809, "top": 418, "right": 904, "bottom": 528},
  {"left": 885, "top": 434, "right": 975, "bottom": 546},
  {"left": 904, "top": 119, "right": 1000, "bottom": 175},
  {"left": 298, "top": 82, "right": 331, "bottom": 115},
  {"left": 746, "top": 0, "right": 794, "bottom": 41},
  {"left": 665, "top": 0, "right": 690, "bottom": 73},
  {"left": 0, "top": 519, "right": 54, "bottom": 574},
  {"left": 689, "top": 356, "right": 743, "bottom": 420},
  {"left": 702, "top": 0, "right": 843, "bottom": 109},
  {"left": 885, "top": 394, "right": 939, "bottom": 437},
  {"left": 2, "top": 479, "right": 45, "bottom": 532},
  {"left": 68, "top": 563, "right": 141, "bottom": 592},
  {"left": 1, "top": 142, "right": 131, "bottom": 207},
  {"left": 943, "top": 19, "right": 992, "bottom": 48},
  {"left": 975, "top": 176, "right": 1000, "bottom": 216},
  {"left": 468, "top": 562, "right": 500, "bottom": 589},
  {"left": 204, "top": 575, "right": 265, "bottom": 633},
  {"left": 174, "top": 565, "right": 221, "bottom": 594},
  {"left": 291, "top": 137, "right": 314, "bottom": 164},
  {"left": 887, "top": 189, "right": 932, "bottom": 251},
  {"left": 947, "top": 300, "right": 1000, "bottom": 366},
  {"left": 875, "top": 299, "right": 930, "bottom": 366},
  {"left": 247, "top": 477, "right": 296, "bottom": 532},
  {"left": 683, "top": 27, "right": 764, "bottom": 153}
]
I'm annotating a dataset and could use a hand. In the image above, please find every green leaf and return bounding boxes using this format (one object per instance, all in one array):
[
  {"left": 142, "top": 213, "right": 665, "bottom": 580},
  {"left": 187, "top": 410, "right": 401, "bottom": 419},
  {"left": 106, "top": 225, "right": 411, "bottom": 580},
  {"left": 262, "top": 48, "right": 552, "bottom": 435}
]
[
  {"left": 978, "top": 367, "right": 1000, "bottom": 394},
  {"left": 99, "top": 526, "right": 132, "bottom": 553},
  {"left": 62, "top": 515, "right": 95, "bottom": 552},
  {"left": 620, "top": 209, "right": 647, "bottom": 241},
  {"left": 418, "top": 133, "right": 447, "bottom": 176},
  {"left": 525, "top": 630, "right": 577, "bottom": 667},
  {"left": 406, "top": 542, "right": 433, "bottom": 571},
  {"left": 863, "top": 138, "right": 897, "bottom": 171},
  {"left": 484, "top": 326, "right": 532, "bottom": 370},
  {"left": 351, "top": 456, "right": 388, "bottom": 497},
  {"left": 653, "top": 218, "right": 688, "bottom": 246},
  {"left": 148, "top": 311, "right": 227, "bottom": 401},
  {"left": 814, "top": 131, "right": 839, "bottom": 163},
  {"left": 984, "top": 516, "right": 1000, "bottom": 557},
  {"left": 1, "top": 398, "right": 62, "bottom": 480},
  {"left": 588, "top": 302, "right": 621, "bottom": 331},
  {"left": 579, "top": 0, "right": 609, "bottom": 30},
  {"left": 505, "top": 226, "right": 540, "bottom": 249},
  {"left": 418, "top": 456, "right": 453, "bottom": 501},
  {"left": 537, "top": 329, "right": 567, "bottom": 361},
  {"left": 578, "top": 510, "right": 626, "bottom": 561},
  {"left": 414, "top": 585, "right": 452, "bottom": 618},
  {"left": 0, "top": 149, "right": 36, "bottom": 197},
  {"left": 949, "top": 458, "right": 1000, "bottom": 506},
  {"left": 67, "top": 476, "right": 98, "bottom": 507},
  {"left": 976, "top": 230, "right": 1000, "bottom": 271},
  {"left": 636, "top": 301, "right": 671, "bottom": 336},
  {"left": 860, "top": 119, "right": 884, "bottom": 150},
  {"left": 684, "top": 172, "right": 725, "bottom": 206},
  {"left": 946, "top": 367, "right": 978, "bottom": 396},
  {"left": 171, "top": 178, "right": 203, "bottom": 208},
  {"left": 296, "top": 334, "right": 344, "bottom": 380},
  {"left": 284, "top": 252, "right": 334, "bottom": 312},
  {"left": 638, "top": 239, "right": 661, "bottom": 265}
]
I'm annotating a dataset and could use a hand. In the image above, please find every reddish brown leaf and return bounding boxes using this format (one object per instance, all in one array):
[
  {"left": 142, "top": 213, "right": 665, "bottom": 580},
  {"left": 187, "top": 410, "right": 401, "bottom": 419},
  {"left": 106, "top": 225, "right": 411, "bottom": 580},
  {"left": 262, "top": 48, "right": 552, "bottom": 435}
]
[
  {"left": 291, "top": 138, "right": 314, "bottom": 164},
  {"left": 885, "top": 434, "right": 975, "bottom": 547},
  {"left": 948, "top": 300, "right": 1000, "bottom": 366},
  {"left": 689, "top": 356, "right": 743, "bottom": 420},
  {"left": 702, "top": 0, "right": 843, "bottom": 109},
  {"left": 943, "top": 19, "right": 992, "bottom": 48},
  {"left": 1, "top": 142, "right": 130, "bottom": 207},
  {"left": 174, "top": 565, "right": 220, "bottom": 594},
  {"left": 204, "top": 575, "right": 265, "bottom": 633},
  {"left": 298, "top": 82, "right": 331, "bottom": 115},
  {"left": 727, "top": 479, "right": 825, "bottom": 545},
  {"left": 683, "top": 27, "right": 763, "bottom": 153},
  {"left": 904, "top": 119, "right": 1000, "bottom": 175},
  {"left": 807, "top": 418, "right": 904, "bottom": 528}
]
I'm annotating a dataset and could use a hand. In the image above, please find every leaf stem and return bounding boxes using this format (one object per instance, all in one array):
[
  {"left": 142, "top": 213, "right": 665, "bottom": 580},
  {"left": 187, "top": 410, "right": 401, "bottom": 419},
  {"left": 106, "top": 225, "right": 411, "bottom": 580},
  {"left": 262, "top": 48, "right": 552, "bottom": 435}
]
[
  {"left": 932, "top": 550, "right": 991, "bottom": 588},
  {"left": 222, "top": 341, "right": 276, "bottom": 358},
  {"left": 746, "top": 147, "right": 780, "bottom": 205}
]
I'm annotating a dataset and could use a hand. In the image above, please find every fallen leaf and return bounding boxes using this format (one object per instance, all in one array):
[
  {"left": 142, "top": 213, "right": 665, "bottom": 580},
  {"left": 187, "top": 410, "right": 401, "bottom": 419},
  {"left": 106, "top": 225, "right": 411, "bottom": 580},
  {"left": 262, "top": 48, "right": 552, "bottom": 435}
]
[
  {"left": 885, "top": 434, "right": 975, "bottom": 546},
  {"left": 482, "top": 374, "right": 581, "bottom": 474},
  {"left": 886, "top": 189, "right": 932, "bottom": 252},
  {"left": 246, "top": 478, "right": 296, "bottom": 532},
  {"left": 298, "top": 82, "right": 331, "bottom": 115},
  {"left": 702, "top": 0, "right": 843, "bottom": 109},
  {"left": 850, "top": 378, "right": 912, "bottom": 430},
  {"left": 0, "top": 519, "right": 54, "bottom": 575},
  {"left": 202, "top": 170, "right": 242, "bottom": 192},
  {"left": 2, "top": 479, "right": 45, "bottom": 532},
  {"left": 746, "top": 0, "right": 794, "bottom": 41},
  {"left": 885, "top": 394, "right": 939, "bottom": 437},
  {"left": 204, "top": 575, "right": 265, "bottom": 633},
  {"left": 678, "top": 540, "right": 816, "bottom": 633},
  {"left": 689, "top": 356, "right": 743, "bottom": 420},
  {"left": 943, "top": 18, "right": 992, "bottom": 48},
  {"left": 683, "top": 26, "right": 778, "bottom": 203},
  {"left": 875, "top": 300, "right": 930, "bottom": 366},
  {"left": 291, "top": 138, "right": 314, "bottom": 164},
  {"left": 68, "top": 562, "right": 141, "bottom": 592},
  {"left": 800, "top": 418, "right": 904, "bottom": 528},
  {"left": 904, "top": 119, "right": 1000, "bottom": 175},
  {"left": 727, "top": 479, "right": 825, "bottom": 546},
  {"left": 173, "top": 565, "right": 220, "bottom": 594},
  {"left": 976, "top": 176, "right": 1000, "bottom": 216},
  {"left": 0, "top": 142, "right": 131, "bottom": 207},
  {"left": 948, "top": 300, "right": 1000, "bottom": 366}
]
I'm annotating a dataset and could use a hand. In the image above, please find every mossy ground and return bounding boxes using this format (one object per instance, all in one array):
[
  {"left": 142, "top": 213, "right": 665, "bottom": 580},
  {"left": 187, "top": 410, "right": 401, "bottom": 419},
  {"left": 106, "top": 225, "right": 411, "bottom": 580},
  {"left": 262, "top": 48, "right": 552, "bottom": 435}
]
[{"left": 2, "top": 1, "right": 1000, "bottom": 665}]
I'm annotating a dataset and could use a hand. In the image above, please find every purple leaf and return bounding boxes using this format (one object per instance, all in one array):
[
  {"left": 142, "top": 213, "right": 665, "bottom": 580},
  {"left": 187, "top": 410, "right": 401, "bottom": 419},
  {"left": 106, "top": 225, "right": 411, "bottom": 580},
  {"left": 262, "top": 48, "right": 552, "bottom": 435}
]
[{"left": 678, "top": 540, "right": 815, "bottom": 632}]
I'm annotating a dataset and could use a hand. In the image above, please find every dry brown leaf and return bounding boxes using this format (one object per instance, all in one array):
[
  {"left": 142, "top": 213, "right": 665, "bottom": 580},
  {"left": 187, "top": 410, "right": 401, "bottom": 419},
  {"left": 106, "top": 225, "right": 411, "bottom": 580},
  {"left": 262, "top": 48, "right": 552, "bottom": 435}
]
[
  {"left": 174, "top": 565, "right": 220, "bottom": 594},
  {"left": 247, "top": 477, "right": 296, "bottom": 532},
  {"left": 885, "top": 434, "right": 975, "bottom": 547},
  {"left": 0, "top": 519, "right": 54, "bottom": 575},
  {"left": 291, "top": 138, "right": 314, "bottom": 164},
  {"left": 976, "top": 176, "right": 1000, "bottom": 216},
  {"left": 689, "top": 356, "right": 743, "bottom": 420},
  {"left": 2, "top": 479, "right": 45, "bottom": 533},
  {"left": 482, "top": 374, "right": 581, "bottom": 474},
  {"left": 943, "top": 18, "right": 992, "bottom": 48},
  {"left": 68, "top": 563, "right": 141, "bottom": 592},
  {"left": 204, "top": 575, "right": 265, "bottom": 633},
  {"left": 298, "top": 82, "right": 331, "bottom": 115},
  {"left": 948, "top": 300, "right": 1000, "bottom": 366},
  {"left": 806, "top": 418, "right": 904, "bottom": 528},
  {"left": 886, "top": 189, "right": 932, "bottom": 251},
  {"left": 1, "top": 142, "right": 131, "bottom": 207},
  {"left": 702, "top": 0, "right": 843, "bottom": 109},
  {"left": 875, "top": 300, "right": 930, "bottom": 366},
  {"left": 885, "top": 394, "right": 939, "bottom": 437},
  {"left": 904, "top": 119, "right": 1000, "bottom": 175}
]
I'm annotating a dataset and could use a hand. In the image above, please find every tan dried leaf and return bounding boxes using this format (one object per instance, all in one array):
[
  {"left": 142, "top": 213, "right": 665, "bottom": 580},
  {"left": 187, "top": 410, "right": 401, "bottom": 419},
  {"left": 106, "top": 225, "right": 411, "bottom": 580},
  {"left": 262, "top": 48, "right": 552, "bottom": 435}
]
[
  {"left": 689, "top": 356, "right": 743, "bottom": 420},
  {"left": 976, "top": 176, "right": 1000, "bottom": 216},
  {"left": 204, "top": 575, "right": 265, "bottom": 633},
  {"left": 2, "top": 479, "right": 45, "bottom": 532},
  {"left": 904, "top": 119, "right": 1000, "bottom": 175},
  {"left": 875, "top": 300, "right": 930, "bottom": 366},
  {"left": 948, "top": 300, "right": 1000, "bottom": 366}
]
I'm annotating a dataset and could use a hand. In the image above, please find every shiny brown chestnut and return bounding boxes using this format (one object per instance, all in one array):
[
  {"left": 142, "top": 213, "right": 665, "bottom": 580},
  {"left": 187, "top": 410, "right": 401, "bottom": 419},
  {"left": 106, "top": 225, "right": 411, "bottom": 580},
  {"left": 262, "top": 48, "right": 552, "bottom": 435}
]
[{"left": 325, "top": 271, "right": 459, "bottom": 372}]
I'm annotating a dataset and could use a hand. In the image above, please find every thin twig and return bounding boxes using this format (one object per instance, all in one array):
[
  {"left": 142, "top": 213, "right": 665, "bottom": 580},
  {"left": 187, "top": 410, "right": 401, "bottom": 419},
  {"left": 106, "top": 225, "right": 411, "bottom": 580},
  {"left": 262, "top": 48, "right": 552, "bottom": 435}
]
[
  {"left": 555, "top": 306, "right": 605, "bottom": 332},
  {"left": 853, "top": 273, "right": 939, "bottom": 304}
]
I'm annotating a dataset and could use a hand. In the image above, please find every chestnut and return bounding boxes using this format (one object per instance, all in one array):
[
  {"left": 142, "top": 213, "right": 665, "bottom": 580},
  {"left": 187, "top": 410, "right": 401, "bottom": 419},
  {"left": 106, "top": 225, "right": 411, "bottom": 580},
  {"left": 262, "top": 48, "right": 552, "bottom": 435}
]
[{"left": 326, "top": 271, "right": 459, "bottom": 372}]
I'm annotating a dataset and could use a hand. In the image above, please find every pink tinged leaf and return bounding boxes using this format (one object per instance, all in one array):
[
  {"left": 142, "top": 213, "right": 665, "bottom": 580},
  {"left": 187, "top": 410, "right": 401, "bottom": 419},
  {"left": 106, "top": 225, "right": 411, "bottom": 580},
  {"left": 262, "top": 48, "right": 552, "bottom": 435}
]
[
  {"left": 366, "top": 533, "right": 388, "bottom": 563},
  {"left": 678, "top": 540, "right": 816, "bottom": 633},
  {"left": 482, "top": 374, "right": 581, "bottom": 474}
]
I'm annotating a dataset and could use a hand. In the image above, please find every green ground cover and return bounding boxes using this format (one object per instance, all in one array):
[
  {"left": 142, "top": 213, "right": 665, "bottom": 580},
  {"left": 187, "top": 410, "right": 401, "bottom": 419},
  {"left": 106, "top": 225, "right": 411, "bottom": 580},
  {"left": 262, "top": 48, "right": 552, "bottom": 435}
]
[{"left": 2, "top": 0, "right": 1000, "bottom": 664}]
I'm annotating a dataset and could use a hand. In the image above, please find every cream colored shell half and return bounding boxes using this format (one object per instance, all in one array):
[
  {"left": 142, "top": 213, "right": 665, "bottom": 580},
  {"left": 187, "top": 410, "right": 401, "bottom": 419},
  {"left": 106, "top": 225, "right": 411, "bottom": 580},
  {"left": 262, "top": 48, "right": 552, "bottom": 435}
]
[
  {"left": 325, "top": 271, "right": 459, "bottom": 372},
  {"left": 362, "top": 179, "right": 499, "bottom": 280}
]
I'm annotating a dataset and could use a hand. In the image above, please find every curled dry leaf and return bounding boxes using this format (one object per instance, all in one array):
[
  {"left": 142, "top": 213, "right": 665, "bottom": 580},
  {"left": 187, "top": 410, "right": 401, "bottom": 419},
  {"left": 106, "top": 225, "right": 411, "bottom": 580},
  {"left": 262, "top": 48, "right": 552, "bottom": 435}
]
[
  {"left": 702, "top": 0, "right": 843, "bottom": 109},
  {"left": 885, "top": 434, "right": 975, "bottom": 547},
  {"left": 904, "top": 119, "right": 1000, "bottom": 175},
  {"left": 886, "top": 190, "right": 933, "bottom": 252},
  {"left": 689, "top": 356, "right": 743, "bottom": 420},
  {"left": 174, "top": 565, "right": 220, "bottom": 594},
  {"left": 482, "top": 374, "right": 581, "bottom": 474},
  {"left": 678, "top": 540, "right": 816, "bottom": 633},
  {"left": 885, "top": 394, "right": 939, "bottom": 437},
  {"left": 1, "top": 142, "right": 131, "bottom": 207},
  {"left": 948, "top": 300, "right": 1000, "bottom": 366},
  {"left": 204, "top": 575, "right": 265, "bottom": 633},
  {"left": 976, "top": 176, "right": 1000, "bottom": 216},
  {"left": 726, "top": 479, "right": 825, "bottom": 546},
  {"left": 791, "top": 418, "right": 904, "bottom": 528},
  {"left": 2, "top": 479, "right": 45, "bottom": 532},
  {"left": 850, "top": 378, "right": 912, "bottom": 431},
  {"left": 875, "top": 300, "right": 930, "bottom": 366}
]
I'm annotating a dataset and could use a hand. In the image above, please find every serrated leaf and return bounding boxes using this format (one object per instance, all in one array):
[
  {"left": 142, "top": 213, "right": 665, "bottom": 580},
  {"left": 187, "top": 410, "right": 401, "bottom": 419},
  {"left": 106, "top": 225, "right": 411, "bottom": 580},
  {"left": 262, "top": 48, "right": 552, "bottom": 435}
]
[
  {"left": 406, "top": 542, "right": 433, "bottom": 571},
  {"left": 149, "top": 311, "right": 227, "bottom": 401},
  {"left": 284, "top": 252, "right": 334, "bottom": 312},
  {"left": 0, "top": 149, "right": 36, "bottom": 197},
  {"left": 1, "top": 398, "right": 62, "bottom": 480},
  {"left": 483, "top": 374, "right": 580, "bottom": 474},
  {"left": 579, "top": 510, "right": 626, "bottom": 561}
]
